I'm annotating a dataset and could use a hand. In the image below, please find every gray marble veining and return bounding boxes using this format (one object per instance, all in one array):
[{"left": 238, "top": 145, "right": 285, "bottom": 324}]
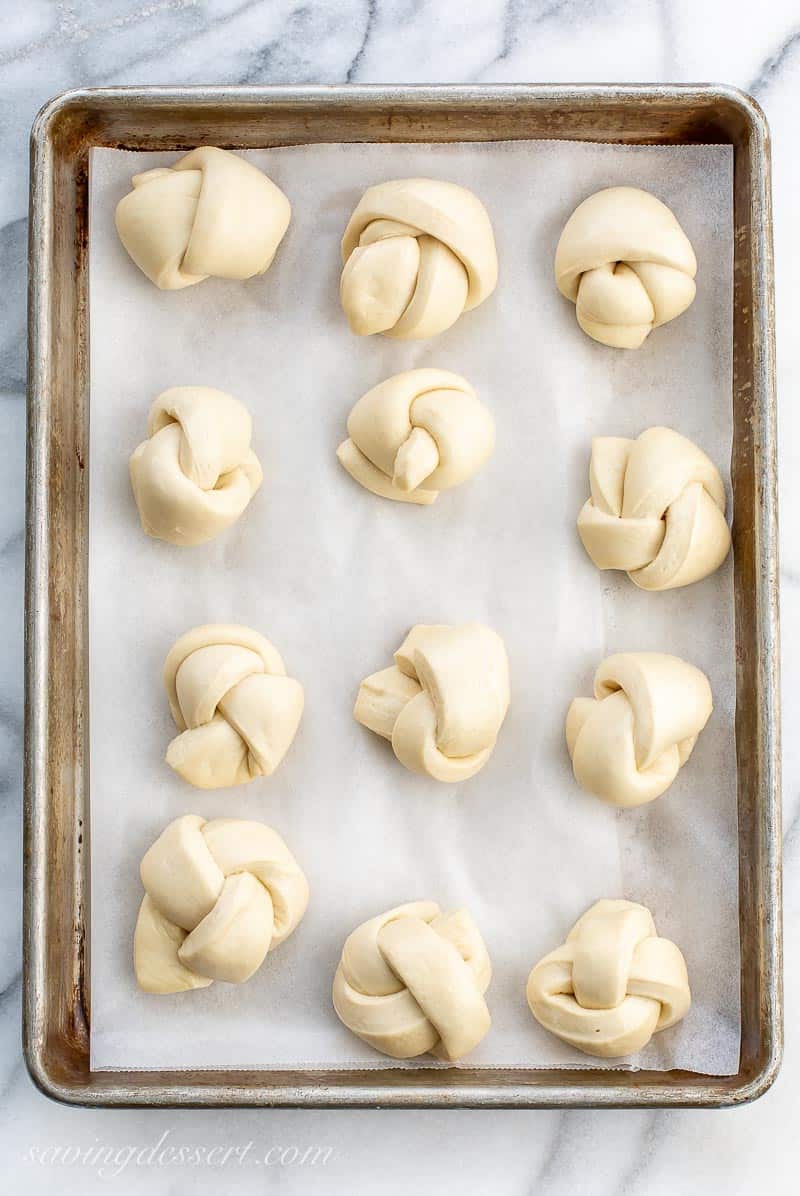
[{"left": 2, "top": 1, "right": 798, "bottom": 1191}]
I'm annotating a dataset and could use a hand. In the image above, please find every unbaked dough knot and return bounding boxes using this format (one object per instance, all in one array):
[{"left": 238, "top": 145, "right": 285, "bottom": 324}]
[
  {"left": 354, "top": 623, "right": 510, "bottom": 783},
  {"left": 163, "top": 624, "right": 304, "bottom": 789},
  {"left": 332, "top": 901, "right": 492, "bottom": 1060},
  {"left": 129, "top": 387, "right": 263, "bottom": 546},
  {"left": 134, "top": 814, "right": 309, "bottom": 993},
  {"left": 336, "top": 368, "right": 495, "bottom": 504},
  {"left": 340, "top": 178, "right": 498, "bottom": 339},
  {"left": 566, "top": 652, "right": 712, "bottom": 807},
  {"left": 554, "top": 186, "right": 697, "bottom": 348},
  {"left": 577, "top": 427, "right": 731, "bottom": 590},
  {"left": 115, "top": 146, "right": 291, "bottom": 290},
  {"left": 526, "top": 899, "right": 691, "bottom": 1057}
]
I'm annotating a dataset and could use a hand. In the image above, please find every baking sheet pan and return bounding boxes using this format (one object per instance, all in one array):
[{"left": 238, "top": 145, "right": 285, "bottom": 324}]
[{"left": 24, "top": 85, "right": 781, "bottom": 1107}]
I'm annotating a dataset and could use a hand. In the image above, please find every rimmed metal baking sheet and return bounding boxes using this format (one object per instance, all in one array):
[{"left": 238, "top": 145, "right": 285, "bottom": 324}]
[{"left": 24, "top": 84, "right": 781, "bottom": 1107}]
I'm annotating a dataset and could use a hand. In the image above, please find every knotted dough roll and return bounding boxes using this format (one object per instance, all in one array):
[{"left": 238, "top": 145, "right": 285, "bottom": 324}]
[
  {"left": 333, "top": 901, "right": 491, "bottom": 1060},
  {"left": 129, "top": 386, "right": 263, "bottom": 546},
  {"left": 337, "top": 369, "right": 495, "bottom": 504},
  {"left": 163, "top": 625, "right": 304, "bottom": 789},
  {"left": 577, "top": 427, "right": 731, "bottom": 590},
  {"left": 526, "top": 899, "right": 691, "bottom": 1057},
  {"left": 340, "top": 178, "right": 498, "bottom": 339},
  {"left": 566, "top": 653, "right": 712, "bottom": 807},
  {"left": 354, "top": 623, "right": 510, "bottom": 783},
  {"left": 554, "top": 186, "right": 697, "bottom": 348},
  {"left": 115, "top": 147, "right": 291, "bottom": 290},
  {"left": 134, "top": 814, "right": 309, "bottom": 993}
]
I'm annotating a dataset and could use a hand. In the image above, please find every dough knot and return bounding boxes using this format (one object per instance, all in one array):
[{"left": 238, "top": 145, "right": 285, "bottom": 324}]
[
  {"left": 340, "top": 178, "right": 498, "bottom": 339},
  {"left": 333, "top": 901, "right": 491, "bottom": 1060},
  {"left": 129, "top": 386, "right": 263, "bottom": 546},
  {"left": 135, "top": 814, "right": 309, "bottom": 993},
  {"left": 115, "top": 146, "right": 291, "bottom": 290},
  {"left": 566, "top": 652, "right": 712, "bottom": 807},
  {"left": 577, "top": 427, "right": 731, "bottom": 590},
  {"left": 526, "top": 899, "right": 691, "bottom": 1057},
  {"left": 163, "top": 624, "right": 304, "bottom": 789},
  {"left": 555, "top": 186, "right": 697, "bottom": 348},
  {"left": 354, "top": 623, "right": 510, "bottom": 783},
  {"left": 336, "top": 369, "right": 495, "bottom": 504}
]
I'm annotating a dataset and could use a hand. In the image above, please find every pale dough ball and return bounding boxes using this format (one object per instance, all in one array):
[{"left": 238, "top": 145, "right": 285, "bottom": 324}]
[
  {"left": 134, "top": 814, "right": 309, "bottom": 993},
  {"left": 354, "top": 623, "right": 510, "bottom": 783},
  {"left": 115, "top": 147, "right": 291, "bottom": 290},
  {"left": 566, "top": 652, "right": 713, "bottom": 807},
  {"left": 527, "top": 899, "right": 691, "bottom": 1057},
  {"left": 163, "top": 624, "right": 304, "bottom": 790},
  {"left": 337, "top": 368, "right": 495, "bottom": 504},
  {"left": 577, "top": 426, "right": 731, "bottom": 590},
  {"left": 129, "top": 386, "right": 262, "bottom": 546},
  {"left": 333, "top": 901, "right": 492, "bottom": 1060},
  {"left": 340, "top": 178, "right": 498, "bottom": 339},
  {"left": 554, "top": 186, "right": 697, "bottom": 348}
]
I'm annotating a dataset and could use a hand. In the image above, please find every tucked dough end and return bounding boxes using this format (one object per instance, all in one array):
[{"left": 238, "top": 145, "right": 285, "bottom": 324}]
[{"left": 337, "top": 438, "right": 438, "bottom": 504}]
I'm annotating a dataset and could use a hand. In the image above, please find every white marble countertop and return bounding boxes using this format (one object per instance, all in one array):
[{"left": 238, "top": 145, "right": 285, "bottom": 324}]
[{"left": 2, "top": 1, "right": 797, "bottom": 1191}]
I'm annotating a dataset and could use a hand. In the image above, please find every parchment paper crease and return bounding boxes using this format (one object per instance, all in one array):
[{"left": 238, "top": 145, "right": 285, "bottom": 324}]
[{"left": 89, "top": 140, "right": 737, "bottom": 1073}]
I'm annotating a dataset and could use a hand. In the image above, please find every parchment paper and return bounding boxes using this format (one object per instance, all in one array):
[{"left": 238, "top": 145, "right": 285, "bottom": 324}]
[{"left": 88, "top": 140, "right": 737, "bottom": 1073}]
